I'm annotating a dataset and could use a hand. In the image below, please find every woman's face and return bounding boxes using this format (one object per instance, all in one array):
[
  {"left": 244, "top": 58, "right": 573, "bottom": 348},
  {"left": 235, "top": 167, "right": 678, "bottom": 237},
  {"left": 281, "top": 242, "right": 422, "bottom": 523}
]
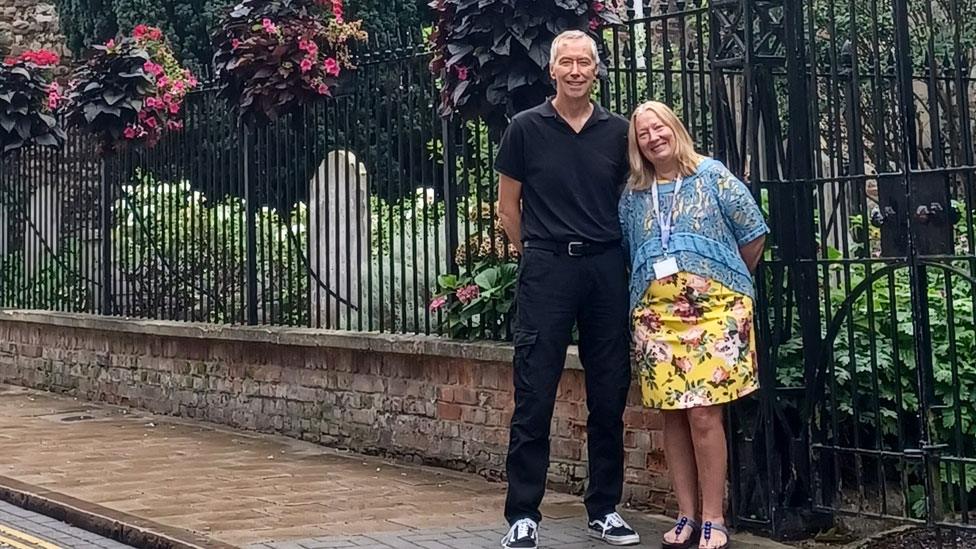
[{"left": 635, "top": 110, "right": 677, "bottom": 168}]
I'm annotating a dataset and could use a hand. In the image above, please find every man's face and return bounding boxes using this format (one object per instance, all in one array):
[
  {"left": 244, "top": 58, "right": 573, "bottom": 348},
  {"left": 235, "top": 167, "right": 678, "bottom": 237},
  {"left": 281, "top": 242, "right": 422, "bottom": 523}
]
[{"left": 550, "top": 38, "right": 597, "bottom": 100}]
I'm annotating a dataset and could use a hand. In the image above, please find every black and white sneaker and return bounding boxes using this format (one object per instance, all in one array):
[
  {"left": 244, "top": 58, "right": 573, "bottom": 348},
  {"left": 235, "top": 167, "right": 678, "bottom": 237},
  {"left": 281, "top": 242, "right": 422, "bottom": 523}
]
[
  {"left": 587, "top": 511, "right": 641, "bottom": 546},
  {"left": 501, "top": 518, "right": 538, "bottom": 548}
]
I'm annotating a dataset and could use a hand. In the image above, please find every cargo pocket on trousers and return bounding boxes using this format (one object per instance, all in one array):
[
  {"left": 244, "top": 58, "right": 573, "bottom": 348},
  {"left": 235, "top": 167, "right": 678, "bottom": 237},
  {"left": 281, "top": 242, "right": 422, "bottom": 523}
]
[{"left": 513, "top": 328, "right": 539, "bottom": 391}]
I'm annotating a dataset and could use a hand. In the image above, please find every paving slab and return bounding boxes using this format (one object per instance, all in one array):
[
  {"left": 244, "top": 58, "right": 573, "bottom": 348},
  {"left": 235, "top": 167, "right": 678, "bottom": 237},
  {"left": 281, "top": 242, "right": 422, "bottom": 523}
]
[{"left": 0, "top": 385, "right": 788, "bottom": 549}]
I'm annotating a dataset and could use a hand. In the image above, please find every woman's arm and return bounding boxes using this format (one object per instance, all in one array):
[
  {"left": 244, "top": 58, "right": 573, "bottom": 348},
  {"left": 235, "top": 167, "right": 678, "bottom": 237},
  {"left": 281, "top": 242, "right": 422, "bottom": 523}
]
[{"left": 739, "top": 235, "right": 765, "bottom": 274}]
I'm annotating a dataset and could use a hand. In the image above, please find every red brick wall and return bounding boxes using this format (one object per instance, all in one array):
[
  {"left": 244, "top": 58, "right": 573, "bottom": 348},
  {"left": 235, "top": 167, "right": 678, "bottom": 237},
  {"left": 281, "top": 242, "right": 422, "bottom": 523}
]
[{"left": 0, "top": 314, "right": 670, "bottom": 510}]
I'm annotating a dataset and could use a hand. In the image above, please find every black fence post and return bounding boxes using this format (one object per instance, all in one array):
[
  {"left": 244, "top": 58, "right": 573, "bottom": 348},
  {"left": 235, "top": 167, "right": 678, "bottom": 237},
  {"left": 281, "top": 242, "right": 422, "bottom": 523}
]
[
  {"left": 442, "top": 118, "right": 459, "bottom": 275},
  {"left": 243, "top": 121, "right": 259, "bottom": 325},
  {"left": 99, "top": 156, "right": 113, "bottom": 315}
]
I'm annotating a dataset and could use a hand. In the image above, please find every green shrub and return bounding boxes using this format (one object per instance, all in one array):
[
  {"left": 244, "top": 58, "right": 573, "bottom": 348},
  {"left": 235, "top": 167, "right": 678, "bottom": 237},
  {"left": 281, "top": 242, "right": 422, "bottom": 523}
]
[
  {"left": 774, "top": 204, "right": 976, "bottom": 516},
  {"left": 0, "top": 242, "right": 90, "bottom": 311}
]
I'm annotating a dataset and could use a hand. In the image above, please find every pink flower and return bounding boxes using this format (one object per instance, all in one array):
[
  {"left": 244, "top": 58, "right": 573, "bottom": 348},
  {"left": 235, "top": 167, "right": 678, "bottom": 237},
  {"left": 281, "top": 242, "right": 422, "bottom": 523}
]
[
  {"left": 712, "top": 367, "right": 730, "bottom": 384},
  {"left": 731, "top": 298, "right": 749, "bottom": 320},
  {"left": 162, "top": 93, "right": 174, "bottom": 105},
  {"left": 323, "top": 57, "right": 340, "bottom": 77},
  {"left": 262, "top": 18, "right": 277, "bottom": 34},
  {"left": 632, "top": 324, "right": 651, "bottom": 350},
  {"left": 673, "top": 356, "right": 695, "bottom": 374},
  {"left": 635, "top": 309, "right": 662, "bottom": 332},
  {"left": 678, "top": 327, "right": 705, "bottom": 347},
  {"left": 316, "top": 82, "right": 330, "bottom": 95},
  {"left": 123, "top": 125, "right": 141, "bottom": 139},
  {"left": 673, "top": 295, "right": 702, "bottom": 322},
  {"left": 455, "top": 65, "right": 468, "bottom": 81},
  {"left": 166, "top": 120, "right": 183, "bottom": 131},
  {"left": 168, "top": 102, "right": 180, "bottom": 114},
  {"left": 456, "top": 284, "right": 480, "bottom": 304},
  {"left": 13, "top": 49, "right": 60, "bottom": 66},
  {"left": 428, "top": 295, "right": 448, "bottom": 312},
  {"left": 331, "top": 0, "right": 344, "bottom": 22},
  {"left": 157, "top": 75, "right": 169, "bottom": 88},
  {"left": 593, "top": 1, "right": 605, "bottom": 12},
  {"left": 135, "top": 25, "right": 163, "bottom": 41},
  {"left": 686, "top": 274, "right": 711, "bottom": 294},
  {"left": 644, "top": 340, "right": 672, "bottom": 364},
  {"left": 231, "top": 38, "right": 241, "bottom": 49},
  {"left": 145, "top": 97, "right": 162, "bottom": 109},
  {"left": 300, "top": 57, "right": 313, "bottom": 72},
  {"left": 105, "top": 39, "right": 117, "bottom": 50},
  {"left": 143, "top": 61, "right": 163, "bottom": 76},
  {"left": 737, "top": 317, "right": 752, "bottom": 343},
  {"left": 171, "top": 80, "right": 184, "bottom": 93},
  {"left": 46, "top": 82, "right": 61, "bottom": 110},
  {"left": 185, "top": 74, "right": 199, "bottom": 88},
  {"left": 712, "top": 335, "right": 740, "bottom": 363},
  {"left": 144, "top": 116, "right": 158, "bottom": 129}
]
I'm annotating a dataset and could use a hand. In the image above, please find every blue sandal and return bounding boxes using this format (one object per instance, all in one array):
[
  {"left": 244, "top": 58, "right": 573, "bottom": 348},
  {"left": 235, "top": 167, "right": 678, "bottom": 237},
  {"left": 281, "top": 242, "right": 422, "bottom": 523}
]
[
  {"left": 701, "top": 521, "right": 730, "bottom": 549},
  {"left": 661, "top": 516, "right": 701, "bottom": 549}
]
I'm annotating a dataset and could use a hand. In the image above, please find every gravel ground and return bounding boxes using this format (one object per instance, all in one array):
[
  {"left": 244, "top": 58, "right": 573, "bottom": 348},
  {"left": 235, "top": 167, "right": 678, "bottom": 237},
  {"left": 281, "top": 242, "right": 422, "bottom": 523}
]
[{"left": 867, "top": 527, "right": 976, "bottom": 549}]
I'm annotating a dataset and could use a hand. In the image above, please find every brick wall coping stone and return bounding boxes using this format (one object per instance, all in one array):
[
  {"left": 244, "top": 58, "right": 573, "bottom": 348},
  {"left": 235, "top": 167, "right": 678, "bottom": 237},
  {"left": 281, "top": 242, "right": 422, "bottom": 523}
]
[{"left": 0, "top": 310, "right": 584, "bottom": 370}]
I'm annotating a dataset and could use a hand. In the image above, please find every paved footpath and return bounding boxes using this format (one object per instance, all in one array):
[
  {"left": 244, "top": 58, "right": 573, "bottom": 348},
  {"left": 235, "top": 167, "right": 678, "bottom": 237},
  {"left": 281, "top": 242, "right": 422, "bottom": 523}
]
[
  {"left": 0, "top": 500, "right": 134, "bottom": 549},
  {"left": 0, "top": 385, "right": 787, "bottom": 549}
]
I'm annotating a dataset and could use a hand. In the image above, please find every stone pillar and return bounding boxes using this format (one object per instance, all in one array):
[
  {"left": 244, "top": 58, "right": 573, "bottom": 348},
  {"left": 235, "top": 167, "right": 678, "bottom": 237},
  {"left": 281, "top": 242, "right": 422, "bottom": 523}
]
[
  {"left": 308, "top": 150, "right": 368, "bottom": 329},
  {"left": 0, "top": 0, "right": 72, "bottom": 68}
]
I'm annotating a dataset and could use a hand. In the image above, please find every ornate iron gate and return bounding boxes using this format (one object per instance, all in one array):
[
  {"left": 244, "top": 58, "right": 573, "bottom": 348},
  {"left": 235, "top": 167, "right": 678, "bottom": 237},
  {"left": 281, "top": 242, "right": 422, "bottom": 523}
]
[{"left": 708, "top": 0, "right": 976, "bottom": 539}]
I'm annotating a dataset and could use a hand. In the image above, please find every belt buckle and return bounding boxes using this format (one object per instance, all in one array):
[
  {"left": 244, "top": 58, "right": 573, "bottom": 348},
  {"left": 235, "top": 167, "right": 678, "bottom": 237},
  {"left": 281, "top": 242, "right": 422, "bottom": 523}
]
[{"left": 567, "top": 241, "right": 585, "bottom": 257}]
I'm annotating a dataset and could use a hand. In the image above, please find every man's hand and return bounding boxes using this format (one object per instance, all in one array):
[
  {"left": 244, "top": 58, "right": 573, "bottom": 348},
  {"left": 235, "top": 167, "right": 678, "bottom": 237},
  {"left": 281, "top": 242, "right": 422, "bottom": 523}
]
[{"left": 498, "top": 174, "right": 523, "bottom": 252}]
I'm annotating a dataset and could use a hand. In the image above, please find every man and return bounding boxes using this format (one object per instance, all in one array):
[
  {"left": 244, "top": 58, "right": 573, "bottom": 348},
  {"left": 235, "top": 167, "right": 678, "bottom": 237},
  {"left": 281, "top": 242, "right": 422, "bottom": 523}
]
[{"left": 495, "top": 30, "right": 639, "bottom": 549}]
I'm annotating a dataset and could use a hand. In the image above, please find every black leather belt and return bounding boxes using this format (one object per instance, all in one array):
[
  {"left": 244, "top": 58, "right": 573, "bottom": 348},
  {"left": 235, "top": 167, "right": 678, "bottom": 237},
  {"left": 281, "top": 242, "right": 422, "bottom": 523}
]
[{"left": 524, "top": 240, "right": 619, "bottom": 257}]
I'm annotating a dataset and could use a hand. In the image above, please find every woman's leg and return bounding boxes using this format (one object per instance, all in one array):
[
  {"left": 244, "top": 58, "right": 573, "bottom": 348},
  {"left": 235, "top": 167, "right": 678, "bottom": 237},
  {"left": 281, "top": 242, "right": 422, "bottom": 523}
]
[
  {"left": 662, "top": 409, "right": 699, "bottom": 544},
  {"left": 687, "top": 405, "right": 728, "bottom": 548}
]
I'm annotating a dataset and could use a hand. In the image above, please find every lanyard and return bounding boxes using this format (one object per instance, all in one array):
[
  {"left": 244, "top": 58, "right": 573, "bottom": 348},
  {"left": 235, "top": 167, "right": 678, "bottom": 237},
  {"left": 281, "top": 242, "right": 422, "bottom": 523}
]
[{"left": 651, "top": 177, "right": 682, "bottom": 252}]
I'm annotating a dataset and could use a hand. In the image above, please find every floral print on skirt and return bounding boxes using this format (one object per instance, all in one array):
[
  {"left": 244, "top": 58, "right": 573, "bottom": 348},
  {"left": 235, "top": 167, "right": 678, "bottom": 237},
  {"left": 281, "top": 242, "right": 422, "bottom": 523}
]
[{"left": 632, "top": 271, "right": 759, "bottom": 409}]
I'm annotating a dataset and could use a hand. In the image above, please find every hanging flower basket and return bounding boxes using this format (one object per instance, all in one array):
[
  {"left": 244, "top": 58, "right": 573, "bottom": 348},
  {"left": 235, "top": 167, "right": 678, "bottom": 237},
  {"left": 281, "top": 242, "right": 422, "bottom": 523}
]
[
  {"left": 0, "top": 49, "right": 66, "bottom": 157},
  {"left": 429, "top": 0, "right": 624, "bottom": 134},
  {"left": 211, "top": 0, "right": 367, "bottom": 123},
  {"left": 63, "top": 25, "right": 198, "bottom": 154}
]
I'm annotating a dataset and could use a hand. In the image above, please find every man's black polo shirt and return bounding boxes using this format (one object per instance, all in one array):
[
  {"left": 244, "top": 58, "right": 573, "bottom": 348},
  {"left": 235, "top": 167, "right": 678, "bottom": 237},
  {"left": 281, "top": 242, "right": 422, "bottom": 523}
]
[{"left": 494, "top": 99, "right": 629, "bottom": 244}]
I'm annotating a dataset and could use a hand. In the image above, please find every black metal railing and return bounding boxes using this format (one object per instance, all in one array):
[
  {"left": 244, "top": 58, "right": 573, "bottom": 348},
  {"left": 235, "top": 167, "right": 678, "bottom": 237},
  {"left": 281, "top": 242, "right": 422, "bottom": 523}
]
[{"left": 0, "top": 2, "right": 710, "bottom": 340}]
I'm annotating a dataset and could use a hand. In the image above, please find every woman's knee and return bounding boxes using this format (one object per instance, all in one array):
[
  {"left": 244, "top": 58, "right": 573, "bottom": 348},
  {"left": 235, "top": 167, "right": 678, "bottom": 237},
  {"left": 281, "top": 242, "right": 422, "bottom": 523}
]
[{"left": 686, "top": 406, "right": 724, "bottom": 434}]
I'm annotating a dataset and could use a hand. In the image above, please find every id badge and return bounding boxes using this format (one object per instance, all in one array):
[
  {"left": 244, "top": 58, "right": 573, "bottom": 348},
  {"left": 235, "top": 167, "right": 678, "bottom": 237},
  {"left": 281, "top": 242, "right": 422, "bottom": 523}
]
[{"left": 653, "top": 256, "right": 679, "bottom": 280}]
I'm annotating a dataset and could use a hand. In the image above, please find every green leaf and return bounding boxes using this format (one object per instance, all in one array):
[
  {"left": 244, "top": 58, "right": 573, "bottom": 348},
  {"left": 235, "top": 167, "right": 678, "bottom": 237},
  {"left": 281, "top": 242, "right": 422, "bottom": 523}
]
[
  {"left": 474, "top": 267, "right": 499, "bottom": 289},
  {"left": 437, "top": 274, "right": 459, "bottom": 289}
]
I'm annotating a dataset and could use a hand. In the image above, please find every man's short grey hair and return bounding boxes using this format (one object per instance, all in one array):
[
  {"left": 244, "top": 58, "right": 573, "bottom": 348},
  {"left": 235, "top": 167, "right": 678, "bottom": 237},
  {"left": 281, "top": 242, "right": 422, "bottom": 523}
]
[{"left": 549, "top": 30, "right": 600, "bottom": 67}]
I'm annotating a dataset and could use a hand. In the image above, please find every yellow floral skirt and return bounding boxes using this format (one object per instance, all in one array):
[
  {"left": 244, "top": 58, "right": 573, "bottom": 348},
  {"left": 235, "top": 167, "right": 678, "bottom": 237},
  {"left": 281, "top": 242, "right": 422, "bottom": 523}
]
[{"left": 632, "top": 271, "right": 759, "bottom": 409}]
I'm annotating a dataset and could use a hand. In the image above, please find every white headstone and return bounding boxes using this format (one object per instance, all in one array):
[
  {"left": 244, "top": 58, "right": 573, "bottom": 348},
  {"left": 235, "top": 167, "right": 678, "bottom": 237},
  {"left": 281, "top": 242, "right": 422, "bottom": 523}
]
[
  {"left": 309, "top": 150, "right": 368, "bottom": 329},
  {"left": 25, "top": 183, "right": 60, "bottom": 275}
]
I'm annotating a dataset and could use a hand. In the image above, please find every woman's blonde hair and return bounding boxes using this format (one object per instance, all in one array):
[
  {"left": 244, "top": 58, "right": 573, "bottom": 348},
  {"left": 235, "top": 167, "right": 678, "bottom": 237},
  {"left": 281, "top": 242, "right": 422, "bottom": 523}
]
[{"left": 627, "top": 101, "right": 703, "bottom": 191}]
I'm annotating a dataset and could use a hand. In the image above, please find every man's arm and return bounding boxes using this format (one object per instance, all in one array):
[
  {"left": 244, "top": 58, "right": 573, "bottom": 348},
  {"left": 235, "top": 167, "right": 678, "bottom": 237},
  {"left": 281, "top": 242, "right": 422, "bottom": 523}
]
[
  {"left": 739, "top": 235, "right": 765, "bottom": 274},
  {"left": 498, "top": 174, "right": 523, "bottom": 253}
]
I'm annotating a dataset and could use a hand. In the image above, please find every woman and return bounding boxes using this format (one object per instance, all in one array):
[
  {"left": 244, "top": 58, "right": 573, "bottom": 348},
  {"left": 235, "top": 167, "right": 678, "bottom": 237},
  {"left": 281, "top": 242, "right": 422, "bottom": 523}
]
[{"left": 618, "top": 101, "right": 767, "bottom": 549}]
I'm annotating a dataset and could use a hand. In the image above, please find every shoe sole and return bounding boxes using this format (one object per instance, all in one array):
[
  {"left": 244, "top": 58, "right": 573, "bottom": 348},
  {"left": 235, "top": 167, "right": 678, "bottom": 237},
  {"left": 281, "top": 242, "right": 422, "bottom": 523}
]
[
  {"left": 661, "top": 533, "right": 701, "bottom": 549},
  {"left": 586, "top": 529, "right": 641, "bottom": 546},
  {"left": 500, "top": 537, "right": 538, "bottom": 549}
]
